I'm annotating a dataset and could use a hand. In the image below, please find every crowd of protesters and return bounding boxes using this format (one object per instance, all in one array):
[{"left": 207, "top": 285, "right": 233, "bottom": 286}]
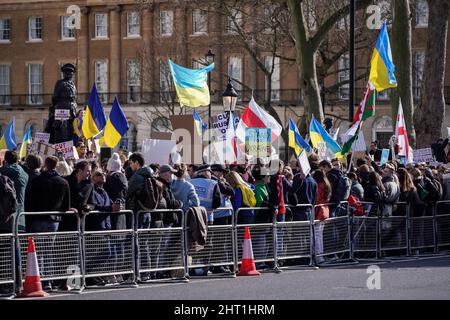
[{"left": 1, "top": 137, "right": 450, "bottom": 291}]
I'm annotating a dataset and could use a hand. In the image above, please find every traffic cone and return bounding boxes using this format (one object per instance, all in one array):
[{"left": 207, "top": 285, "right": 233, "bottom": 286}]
[
  {"left": 17, "top": 237, "right": 49, "bottom": 298},
  {"left": 237, "top": 227, "right": 261, "bottom": 276}
]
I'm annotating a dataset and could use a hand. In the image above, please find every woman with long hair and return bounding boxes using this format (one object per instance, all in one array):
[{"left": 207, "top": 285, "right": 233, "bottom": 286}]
[
  {"left": 312, "top": 170, "right": 332, "bottom": 263},
  {"left": 225, "top": 171, "right": 256, "bottom": 224}
]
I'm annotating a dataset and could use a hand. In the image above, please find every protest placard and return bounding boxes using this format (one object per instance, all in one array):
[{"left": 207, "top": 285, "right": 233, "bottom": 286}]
[
  {"left": 413, "top": 148, "right": 434, "bottom": 163},
  {"left": 34, "top": 132, "right": 50, "bottom": 144},
  {"left": 317, "top": 141, "right": 327, "bottom": 159},
  {"left": 142, "top": 139, "right": 177, "bottom": 165},
  {"left": 380, "top": 149, "right": 390, "bottom": 165},
  {"left": 33, "top": 142, "right": 56, "bottom": 158},
  {"left": 245, "top": 128, "right": 271, "bottom": 159},
  {"left": 54, "top": 140, "right": 74, "bottom": 159},
  {"left": 298, "top": 151, "right": 311, "bottom": 176},
  {"left": 55, "top": 109, "right": 71, "bottom": 121}
]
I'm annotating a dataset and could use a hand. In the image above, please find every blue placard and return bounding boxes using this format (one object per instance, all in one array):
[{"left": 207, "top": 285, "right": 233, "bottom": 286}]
[{"left": 380, "top": 149, "right": 390, "bottom": 165}]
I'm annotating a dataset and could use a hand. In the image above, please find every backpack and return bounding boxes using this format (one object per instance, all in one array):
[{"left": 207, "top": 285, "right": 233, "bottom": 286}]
[
  {"left": 332, "top": 174, "right": 351, "bottom": 203},
  {"left": 0, "top": 174, "right": 17, "bottom": 224},
  {"left": 136, "top": 177, "right": 160, "bottom": 211},
  {"left": 348, "top": 194, "right": 364, "bottom": 216}
]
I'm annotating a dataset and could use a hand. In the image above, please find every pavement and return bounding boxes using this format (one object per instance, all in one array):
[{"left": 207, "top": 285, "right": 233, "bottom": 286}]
[{"left": 33, "top": 254, "right": 450, "bottom": 300}]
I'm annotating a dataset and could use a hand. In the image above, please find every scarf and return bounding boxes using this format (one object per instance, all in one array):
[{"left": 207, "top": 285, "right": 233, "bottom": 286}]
[
  {"left": 238, "top": 184, "right": 256, "bottom": 207},
  {"left": 277, "top": 175, "right": 286, "bottom": 214}
]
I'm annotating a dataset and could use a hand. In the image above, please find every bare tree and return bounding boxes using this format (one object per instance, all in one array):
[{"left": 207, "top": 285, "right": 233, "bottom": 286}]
[{"left": 414, "top": 0, "right": 449, "bottom": 148}]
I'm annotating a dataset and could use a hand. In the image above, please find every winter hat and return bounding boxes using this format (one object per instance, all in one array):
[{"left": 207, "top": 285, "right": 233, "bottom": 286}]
[{"left": 107, "top": 153, "right": 122, "bottom": 172}]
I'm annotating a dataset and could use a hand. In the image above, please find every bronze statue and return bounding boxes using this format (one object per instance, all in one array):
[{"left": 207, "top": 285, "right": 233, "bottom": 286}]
[{"left": 45, "top": 63, "right": 78, "bottom": 144}]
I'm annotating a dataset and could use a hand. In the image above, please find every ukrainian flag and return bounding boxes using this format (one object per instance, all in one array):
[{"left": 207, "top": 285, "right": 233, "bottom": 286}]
[
  {"left": 309, "top": 116, "right": 342, "bottom": 157},
  {"left": 0, "top": 119, "right": 17, "bottom": 150},
  {"left": 168, "top": 59, "right": 214, "bottom": 108},
  {"left": 288, "top": 118, "right": 311, "bottom": 156},
  {"left": 369, "top": 22, "right": 397, "bottom": 92},
  {"left": 103, "top": 97, "right": 129, "bottom": 148},
  {"left": 82, "top": 84, "right": 107, "bottom": 139},
  {"left": 193, "top": 111, "right": 207, "bottom": 136},
  {"left": 19, "top": 127, "right": 32, "bottom": 159}
]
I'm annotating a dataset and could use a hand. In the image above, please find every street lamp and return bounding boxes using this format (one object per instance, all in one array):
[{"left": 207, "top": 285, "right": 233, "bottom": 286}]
[
  {"left": 205, "top": 49, "right": 215, "bottom": 65},
  {"left": 222, "top": 77, "right": 238, "bottom": 112}
]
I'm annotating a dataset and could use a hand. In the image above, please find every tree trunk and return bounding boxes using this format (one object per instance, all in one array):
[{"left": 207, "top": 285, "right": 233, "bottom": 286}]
[
  {"left": 414, "top": 0, "right": 449, "bottom": 148},
  {"left": 286, "top": 0, "right": 324, "bottom": 123},
  {"left": 391, "top": 0, "right": 416, "bottom": 146}
]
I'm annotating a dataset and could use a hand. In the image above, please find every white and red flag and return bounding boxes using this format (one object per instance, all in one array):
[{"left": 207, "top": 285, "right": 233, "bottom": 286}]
[
  {"left": 235, "top": 97, "right": 282, "bottom": 144},
  {"left": 395, "top": 99, "right": 413, "bottom": 163}
]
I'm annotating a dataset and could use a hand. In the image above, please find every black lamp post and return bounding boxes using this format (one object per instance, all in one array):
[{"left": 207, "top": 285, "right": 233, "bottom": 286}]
[
  {"left": 205, "top": 49, "right": 215, "bottom": 163},
  {"left": 222, "top": 77, "right": 238, "bottom": 113}
]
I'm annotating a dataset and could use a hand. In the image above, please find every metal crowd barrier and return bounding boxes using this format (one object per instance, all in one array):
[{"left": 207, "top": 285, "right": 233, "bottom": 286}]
[
  {"left": 313, "top": 202, "right": 352, "bottom": 264},
  {"left": 275, "top": 204, "right": 314, "bottom": 269},
  {"left": 351, "top": 202, "right": 379, "bottom": 259},
  {"left": 136, "top": 209, "right": 186, "bottom": 282},
  {"left": 408, "top": 202, "right": 435, "bottom": 255},
  {"left": 435, "top": 201, "right": 450, "bottom": 251},
  {"left": 379, "top": 202, "right": 409, "bottom": 255},
  {"left": 0, "top": 231, "right": 15, "bottom": 297},
  {"left": 82, "top": 210, "right": 136, "bottom": 288},
  {"left": 15, "top": 211, "right": 83, "bottom": 292},
  {"left": 187, "top": 208, "right": 235, "bottom": 278}
]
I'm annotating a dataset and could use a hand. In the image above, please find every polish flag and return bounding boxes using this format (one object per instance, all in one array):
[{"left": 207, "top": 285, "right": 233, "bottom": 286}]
[
  {"left": 235, "top": 97, "right": 282, "bottom": 144},
  {"left": 395, "top": 99, "right": 413, "bottom": 163}
]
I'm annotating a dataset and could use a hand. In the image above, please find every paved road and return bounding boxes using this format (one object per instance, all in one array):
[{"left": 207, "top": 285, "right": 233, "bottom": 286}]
[{"left": 38, "top": 255, "right": 450, "bottom": 300}]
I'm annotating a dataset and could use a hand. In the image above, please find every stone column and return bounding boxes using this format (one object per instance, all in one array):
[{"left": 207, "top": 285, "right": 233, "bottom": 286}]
[
  {"left": 77, "top": 6, "right": 90, "bottom": 100},
  {"left": 109, "top": 5, "right": 121, "bottom": 101}
]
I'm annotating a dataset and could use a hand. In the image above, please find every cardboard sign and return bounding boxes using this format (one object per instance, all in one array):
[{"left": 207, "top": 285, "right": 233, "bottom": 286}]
[
  {"left": 32, "top": 142, "right": 56, "bottom": 158},
  {"left": 245, "top": 128, "right": 271, "bottom": 159},
  {"left": 317, "top": 141, "right": 327, "bottom": 159},
  {"left": 212, "top": 112, "right": 230, "bottom": 141},
  {"left": 142, "top": 139, "right": 177, "bottom": 165},
  {"left": 380, "top": 149, "right": 390, "bottom": 165},
  {"left": 54, "top": 141, "right": 74, "bottom": 159},
  {"left": 413, "top": 148, "right": 434, "bottom": 163},
  {"left": 298, "top": 150, "right": 311, "bottom": 176},
  {"left": 34, "top": 132, "right": 50, "bottom": 144},
  {"left": 55, "top": 109, "right": 71, "bottom": 121}
]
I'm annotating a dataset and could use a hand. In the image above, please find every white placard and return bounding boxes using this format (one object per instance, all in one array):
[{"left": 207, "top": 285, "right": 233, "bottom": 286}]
[
  {"left": 32, "top": 142, "right": 56, "bottom": 158},
  {"left": 317, "top": 141, "right": 327, "bottom": 159},
  {"left": 54, "top": 141, "right": 74, "bottom": 159},
  {"left": 413, "top": 148, "right": 434, "bottom": 163},
  {"left": 298, "top": 151, "right": 311, "bottom": 176},
  {"left": 211, "top": 112, "right": 232, "bottom": 141},
  {"left": 447, "top": 127, "right": 450, "bottom": 137},
  {"left": 34, "top": 132, "right": 50, "bottom": 144},
  {"left": 55, "top": 109, "right": 71, "bottom": 121},
  {"left": 142, "top": 139, "right": 177, "bottom": 165}
]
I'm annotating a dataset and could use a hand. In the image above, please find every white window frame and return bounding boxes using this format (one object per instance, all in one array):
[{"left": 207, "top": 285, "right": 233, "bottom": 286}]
[
  {"left": 338, "top": 54, "right": 350, "bottom": 100},
  {"left": 28, "top": 63, "right": 43, "bottom": 105},
  {"left": 127, "top": 59, "right": 140, "bottom": 103},
  {"left": 94, "top": 60, "right": 108, "bottom": 103},
  {"left": 0, "top": 64, "right": 10, "bottom": 105},
  {"left": 415, "top": 0, "right": 428, "bottom": 28},
  {"left": 95, "top": 13, "right": 108, "bottom": 39},
  {"left": 61, "top": 16, "right": 75, "bottom": 40},
  {"left": 265, "top": 56, "right": 280, "bottom": 101},
  {"left": 0, "top": 18, "right": 11, "bottom": 42},
  {"left": 228, "top": 57, "right": 242, "bottom": 92},
  {"left": 160, "top": 10, "right": 173, "bottom": 36},
  {"left": 159, "top": 60, "right": 172, "bottom": 102},
  {"left": 28, "top": 17, "right": 42, "bottom": 41},
  {"left": 192, "top": 9, "right": 208, "bottom": 35},
  {"left": 414, "top": 50, "right": 425, "bottom": 99},
  {"left": 226, "top": 9, "right": 242, "bottom": 35},
  {"left": 127, "top": 12, "right": 140, "bottom": 37}
]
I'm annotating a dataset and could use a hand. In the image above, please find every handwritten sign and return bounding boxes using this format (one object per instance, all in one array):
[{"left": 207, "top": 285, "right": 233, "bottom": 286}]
[
  {"left": 55, "top": 109, "right": 71, "bottom": 121},
  {"left": 245, "top": 128, "right": 271, "bottom": 158},
  {"left": 34, "top": 132, "right": 50, "bottom": 144},
  {"left": 54, "top": 140, "right": 74, "bottom": 159},
  {"left": 413, "top": 148, "right": 434, "bottom": 163},
  {"left": 317, "top": 141, "right": 327, "bottom": 159}
]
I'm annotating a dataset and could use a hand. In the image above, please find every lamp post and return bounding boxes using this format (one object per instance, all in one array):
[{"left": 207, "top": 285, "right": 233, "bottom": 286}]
[
  {"left": 222, "top": 77, "right": 238, "bottom": 114},
  {"left": 205, "top": 49, "right": 215, "bottom": 163}
]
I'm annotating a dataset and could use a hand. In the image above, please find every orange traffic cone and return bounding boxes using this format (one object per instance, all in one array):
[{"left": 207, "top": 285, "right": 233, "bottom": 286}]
[
  {"left": 18, "top": 237, "right": 49, "bottom": 298},
  {"left": 237, "top": 227, "right": 261, "bottom": 276}
]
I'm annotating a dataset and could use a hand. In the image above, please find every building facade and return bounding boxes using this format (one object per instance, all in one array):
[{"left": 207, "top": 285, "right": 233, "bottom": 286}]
[{"left": 0, "top": 0, "right": 449, "bottom": 153}]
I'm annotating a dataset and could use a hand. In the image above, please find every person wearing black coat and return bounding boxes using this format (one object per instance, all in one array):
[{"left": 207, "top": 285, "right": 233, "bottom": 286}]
[
  {"left": 363, "top": 171, "right": 386, "bottom": 215},
  {"left": 431, "top": 138, "right": 449, "bottom": 164},
  {"left": 104, "top": 153, "right": 128, "bottom": 230}
]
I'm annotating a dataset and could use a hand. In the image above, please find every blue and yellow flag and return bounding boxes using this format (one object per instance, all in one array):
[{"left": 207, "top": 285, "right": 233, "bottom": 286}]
[
  {"left": 193, "top": 111, "right": 207, "bottom": 136},
  {"left": 19, "top": 127, "right": 32, "bottom": 159},
  {"left": 168, "top": 59, "right": 214, "bottom": 108},
  {"left": 0, "top": 119, "right": 17, "bottom": 151},
  {"left": 309, "top": 116, "right": 342, "bottom": 157},
  {"left": 369, "top": 22, "right": 397, "bottom": 92},
  {"left": 288, "top": 118, "right": 311, "bottom": 156},
  {"left": 82, "top": 84, "right": 107, "bottom": 139},
  {"left": 103, "top": 97, "right": 129, "bottom": 148}
]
